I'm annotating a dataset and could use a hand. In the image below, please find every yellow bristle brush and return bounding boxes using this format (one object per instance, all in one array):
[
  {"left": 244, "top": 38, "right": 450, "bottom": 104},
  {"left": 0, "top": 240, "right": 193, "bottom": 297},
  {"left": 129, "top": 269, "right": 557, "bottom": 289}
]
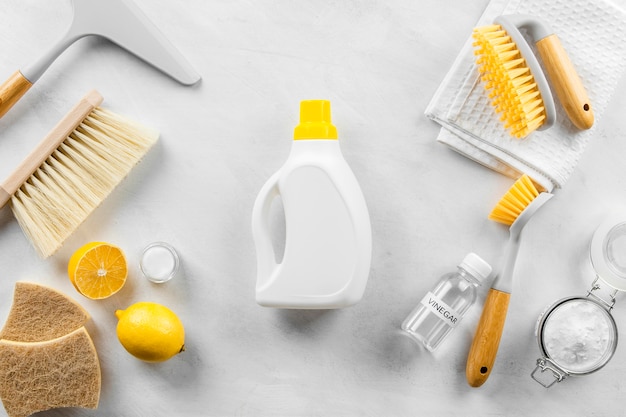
[
  {"left": 466, "top": 175, "right": 553, "bottom": 387},
  {"left": 0, "top": 90, "right": 158, "bottom": 258},
  {"left": 473, "top": 14, "right": 594, "bottom": 138}
]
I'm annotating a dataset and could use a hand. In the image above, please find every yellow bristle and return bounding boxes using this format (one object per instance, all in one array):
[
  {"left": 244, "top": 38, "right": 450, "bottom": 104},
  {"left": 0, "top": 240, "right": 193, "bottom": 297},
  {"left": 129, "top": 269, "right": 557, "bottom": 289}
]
[
  {"left": 516, "top": 83, "right": 536, "bottom": 96},
  {"left": 488, "top": 175, "right": 540, "bottom": 226},
  {"left": 10, "top": 107, "right": 158, "bottom": 258},
  {"left": 472, "top": 24, "right": 547, "bottom": 138},
  {"left": 509, "top": 187, "right": 532, "bottom": 206},
  {"left": 503, "top": 58, "right": 525, "bottom": 71}
]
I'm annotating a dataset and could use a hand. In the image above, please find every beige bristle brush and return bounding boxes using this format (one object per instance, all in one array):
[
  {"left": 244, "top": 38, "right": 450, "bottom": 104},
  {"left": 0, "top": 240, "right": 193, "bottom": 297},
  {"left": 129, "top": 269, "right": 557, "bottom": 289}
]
[
  {"left": 473, "top": 14, "right": 593, "bottom": 138},
  {"left": 466, "top": 175, "right": 553, "bottom": 387},
  {"left": 0, "top": 90, "right": 158, "bottom": 258}
]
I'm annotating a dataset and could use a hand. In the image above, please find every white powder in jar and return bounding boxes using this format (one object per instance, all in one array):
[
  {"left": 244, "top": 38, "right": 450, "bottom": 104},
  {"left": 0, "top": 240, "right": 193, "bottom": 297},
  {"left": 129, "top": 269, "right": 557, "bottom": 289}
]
[
  {"left": 140, "top": 242, "right": 180, "bottom": 283},
  {"left": 542, "top": 298, "right": 615, "bottom": 373}
]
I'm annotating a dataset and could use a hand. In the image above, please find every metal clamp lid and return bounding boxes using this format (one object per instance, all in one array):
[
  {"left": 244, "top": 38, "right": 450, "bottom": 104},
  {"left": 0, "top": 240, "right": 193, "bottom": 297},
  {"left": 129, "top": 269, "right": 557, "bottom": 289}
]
[
  {"left": 587, "top": 276, "right": 618, "bottom": 311},
  {"left": 531, "top": 358, "right": 567, "bottom": 388}
]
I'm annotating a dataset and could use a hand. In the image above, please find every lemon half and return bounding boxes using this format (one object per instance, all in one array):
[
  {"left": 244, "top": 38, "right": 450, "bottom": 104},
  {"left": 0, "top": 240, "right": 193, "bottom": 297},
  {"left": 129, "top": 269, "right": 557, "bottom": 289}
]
[{"left": 68, "top": 242, "right": 128, "bottom": 299}]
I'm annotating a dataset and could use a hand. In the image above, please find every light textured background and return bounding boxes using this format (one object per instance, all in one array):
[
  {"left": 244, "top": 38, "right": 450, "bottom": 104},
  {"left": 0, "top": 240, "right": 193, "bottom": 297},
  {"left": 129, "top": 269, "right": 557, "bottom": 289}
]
[{"left": 0, "top": 0, "right": 626, "bottom": 416}]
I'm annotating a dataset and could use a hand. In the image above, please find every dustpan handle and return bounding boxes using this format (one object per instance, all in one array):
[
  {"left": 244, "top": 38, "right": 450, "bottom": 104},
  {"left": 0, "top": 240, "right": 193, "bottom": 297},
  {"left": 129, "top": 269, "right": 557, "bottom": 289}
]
[
  {"left": 0, "top": 71, "right": 32, "bottom": 119},
  {"left": 1, "top": 29, "right": 86, "bottom": 120}
]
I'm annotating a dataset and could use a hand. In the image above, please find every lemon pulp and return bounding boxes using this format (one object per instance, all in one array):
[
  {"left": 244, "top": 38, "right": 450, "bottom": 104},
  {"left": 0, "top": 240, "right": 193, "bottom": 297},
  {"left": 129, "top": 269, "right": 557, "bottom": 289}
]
[{"left": 68, "top": 242, "right": 128, "bottom": 299}]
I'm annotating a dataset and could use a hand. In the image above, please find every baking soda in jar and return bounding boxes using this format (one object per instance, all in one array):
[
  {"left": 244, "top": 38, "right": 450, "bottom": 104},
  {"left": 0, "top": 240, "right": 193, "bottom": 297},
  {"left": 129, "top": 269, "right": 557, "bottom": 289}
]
[{"left": 140, "top": 242, "right": 180, "bottom": 283}]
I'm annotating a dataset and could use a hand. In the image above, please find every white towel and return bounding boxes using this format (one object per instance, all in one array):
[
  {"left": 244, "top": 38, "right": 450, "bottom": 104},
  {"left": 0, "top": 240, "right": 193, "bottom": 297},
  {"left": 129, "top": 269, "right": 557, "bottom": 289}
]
[{"left": 425, "top": 0, "right": 626, "bottom": 191}]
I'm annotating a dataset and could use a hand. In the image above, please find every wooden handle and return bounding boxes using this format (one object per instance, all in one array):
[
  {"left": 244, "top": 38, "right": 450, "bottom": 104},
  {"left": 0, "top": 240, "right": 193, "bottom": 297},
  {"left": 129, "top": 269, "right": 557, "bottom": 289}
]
[
  {"left": 535, "top": 34, "right": 594, "bottom": 130},
  {"left": 466, "top": 288, "right": 511, "bottom": 387},
  {"left": 0, "top": 71, "right": 32, "bottom": 119}
]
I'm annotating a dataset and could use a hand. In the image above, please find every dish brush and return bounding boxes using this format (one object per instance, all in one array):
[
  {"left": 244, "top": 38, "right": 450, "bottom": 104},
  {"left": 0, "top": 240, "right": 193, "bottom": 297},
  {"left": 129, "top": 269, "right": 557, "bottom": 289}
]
[
  {"left": 466, "top": 174, "right": 553, "bottom": 387},
  {"left": 473, "top": 14, "right": 593, "bottom": 138},
  {"left": 0, "top": 90, "right": 158, "bottom": 258}
]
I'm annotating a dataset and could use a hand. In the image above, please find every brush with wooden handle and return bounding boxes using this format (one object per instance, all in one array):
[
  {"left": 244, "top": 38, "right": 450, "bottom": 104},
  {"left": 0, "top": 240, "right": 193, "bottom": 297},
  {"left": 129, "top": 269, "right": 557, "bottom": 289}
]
[
  {"left": 473, "top": 14, "right": 593, "bottom": 138},
  {"left": 0, "top": 89, "right": 158, "bottom": 258},
  {"left": 466, "top": 175, "right": 553, "bottom": 387}
]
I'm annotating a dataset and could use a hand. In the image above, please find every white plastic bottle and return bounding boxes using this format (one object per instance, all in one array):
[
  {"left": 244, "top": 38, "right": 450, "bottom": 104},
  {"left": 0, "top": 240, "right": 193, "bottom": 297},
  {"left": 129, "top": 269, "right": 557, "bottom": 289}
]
[
  {"left": 401, "top": 253, "right": 492, "bottom": 351},
  {"left": 252, "top": 100, "right": 372, "bottom": 309}
]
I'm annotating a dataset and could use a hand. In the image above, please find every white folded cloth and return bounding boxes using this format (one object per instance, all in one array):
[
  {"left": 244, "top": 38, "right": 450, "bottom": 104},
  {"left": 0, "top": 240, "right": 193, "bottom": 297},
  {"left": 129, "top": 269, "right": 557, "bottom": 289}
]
[{"left": 425, "top": 0, "right": 626, "bottom": 191}]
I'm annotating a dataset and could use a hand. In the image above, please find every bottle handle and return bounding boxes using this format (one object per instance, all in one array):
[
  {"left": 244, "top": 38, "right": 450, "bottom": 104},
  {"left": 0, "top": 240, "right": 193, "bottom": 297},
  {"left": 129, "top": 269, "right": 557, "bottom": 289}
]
[{"left": 251, "top": 172, "right": 281, "bottom": 288}]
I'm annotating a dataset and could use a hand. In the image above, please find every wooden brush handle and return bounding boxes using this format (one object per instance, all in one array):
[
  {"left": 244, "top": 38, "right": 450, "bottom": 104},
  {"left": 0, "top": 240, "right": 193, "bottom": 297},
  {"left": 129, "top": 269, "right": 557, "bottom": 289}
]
[
  {"left": 536, "top": 34, "right": 594, "bottom": 130},
  {"left": 0, "top": 71, "right": 32, "bottom": 119},
  {"left": 466, "top": 288, "right": 511, "bottom": 387},
  {"left": 0, "top": 90, "right": 103, "bottom": 208}
]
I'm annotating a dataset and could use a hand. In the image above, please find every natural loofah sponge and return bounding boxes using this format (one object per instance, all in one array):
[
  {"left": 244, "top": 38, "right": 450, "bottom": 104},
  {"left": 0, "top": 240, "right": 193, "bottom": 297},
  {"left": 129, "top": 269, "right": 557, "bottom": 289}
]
[
  {"left": 0, "top": 282, "right": 100, "bottom": 417},
  {"left": 0, "top": 282, "right": 90, "bottom": 342},
  {"left": 0, "top": 327, "right": 101, "bottom": 417}
]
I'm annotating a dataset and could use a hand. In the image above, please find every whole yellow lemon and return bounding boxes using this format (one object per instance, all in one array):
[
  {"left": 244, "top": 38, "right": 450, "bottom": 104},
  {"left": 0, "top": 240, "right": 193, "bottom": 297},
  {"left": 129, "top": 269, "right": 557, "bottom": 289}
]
[{"left": 115, "top": 302, "right": 185, "bottom": 362}]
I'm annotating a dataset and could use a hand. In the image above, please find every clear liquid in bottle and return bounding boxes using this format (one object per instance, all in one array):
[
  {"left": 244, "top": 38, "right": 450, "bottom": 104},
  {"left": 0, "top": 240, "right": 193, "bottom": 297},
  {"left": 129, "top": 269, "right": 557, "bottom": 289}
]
[{"left": 401, "top": 253, "right": 492, "bottom": 351}]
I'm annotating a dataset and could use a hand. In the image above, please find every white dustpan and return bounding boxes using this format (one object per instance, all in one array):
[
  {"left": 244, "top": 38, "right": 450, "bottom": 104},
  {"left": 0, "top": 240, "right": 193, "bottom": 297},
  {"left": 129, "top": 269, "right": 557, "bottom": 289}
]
[{"left": 0, "top": 0, "right": 201, "bottom": 118}]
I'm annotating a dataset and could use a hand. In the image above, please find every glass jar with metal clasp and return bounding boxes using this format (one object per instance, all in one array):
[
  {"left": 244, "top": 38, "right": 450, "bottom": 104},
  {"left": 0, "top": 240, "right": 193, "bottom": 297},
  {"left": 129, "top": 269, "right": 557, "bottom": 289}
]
[{"left": 531, "top": 215, "right": 626, "bottom": 388}]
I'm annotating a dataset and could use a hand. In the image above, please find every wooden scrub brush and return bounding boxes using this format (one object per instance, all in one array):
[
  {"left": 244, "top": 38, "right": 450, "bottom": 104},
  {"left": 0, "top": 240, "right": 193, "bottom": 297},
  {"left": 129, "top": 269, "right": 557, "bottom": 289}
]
[
  {"left": 466, "top": 174, "right": 553, "bottom": 387},
  {"left": 0, "top": 90, "right": 158, "bottom": 258},
  {"left": 473, "top": 14, "right": 593, "bottom": 138}
]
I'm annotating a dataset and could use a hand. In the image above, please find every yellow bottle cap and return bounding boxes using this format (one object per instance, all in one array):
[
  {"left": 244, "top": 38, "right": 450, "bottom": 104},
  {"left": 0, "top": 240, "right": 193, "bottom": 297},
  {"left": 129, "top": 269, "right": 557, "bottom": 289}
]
[{"left": 293, "top": 100, "right": 338, "bottom": 140}]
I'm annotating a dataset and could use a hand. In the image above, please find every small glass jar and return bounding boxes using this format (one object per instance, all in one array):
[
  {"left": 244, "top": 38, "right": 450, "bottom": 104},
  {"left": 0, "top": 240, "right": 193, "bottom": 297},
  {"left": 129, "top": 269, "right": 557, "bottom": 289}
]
[
  {"left": 140, "top": 242, "right": 180, "bottom": 283},
  {"left": 531, "top": 215, "right": 626, "bottom": 387},
  {"left": 532, "top": 291, "right": 617, "bottom": 387}
]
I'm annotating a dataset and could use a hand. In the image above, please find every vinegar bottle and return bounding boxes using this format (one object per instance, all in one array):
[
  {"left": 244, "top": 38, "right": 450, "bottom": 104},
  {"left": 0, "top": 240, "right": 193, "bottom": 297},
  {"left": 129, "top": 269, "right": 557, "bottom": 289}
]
[
  {"left": 251, "top": 100, "right": 372, "bottom": 309},
  {"left": 401, "top": 253, "right": 492, "bottom": 351}
]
